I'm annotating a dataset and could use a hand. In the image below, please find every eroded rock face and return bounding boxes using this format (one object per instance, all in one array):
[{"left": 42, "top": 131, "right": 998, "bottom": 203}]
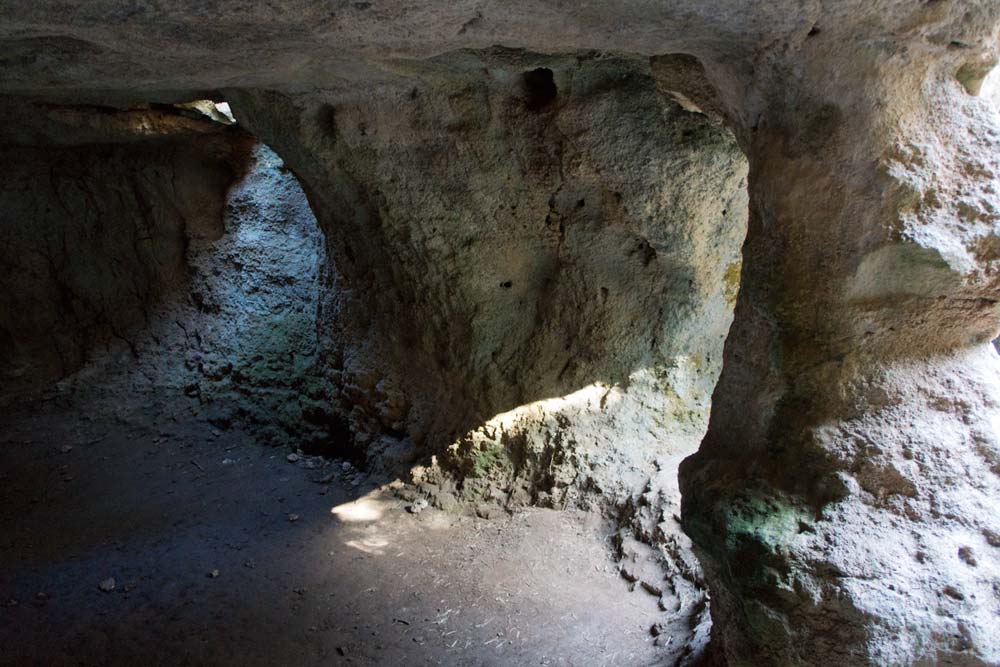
[
  {"left": 0, "top": 101, "right": 254, "bottom": 395},
  {"left": 682, "top": 21, "right": 1000, "bottom": 667},
  {"left": 0, "top": 53, "right": 748, "bottom": 663},
  {"left": 129, "top": 143, "right": 335, "bottom": 451},
  {"left": 228, "top": 58, "right": 748, "bottom": 660},
  {"left": 229, "top": 53, "right": 747, "bottom": 501}
]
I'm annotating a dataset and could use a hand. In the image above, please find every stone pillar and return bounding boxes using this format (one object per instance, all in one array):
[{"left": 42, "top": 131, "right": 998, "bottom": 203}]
[{"left": 680, "top": 37, "right": 1000, "bottom": 667}]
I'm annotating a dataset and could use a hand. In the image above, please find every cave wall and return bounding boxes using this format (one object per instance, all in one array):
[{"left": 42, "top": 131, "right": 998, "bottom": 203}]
[
  {"left": 680, "top": 15, "right": 1000, "bottom": 667},
  {"left": 228, "top": 53, "right": 748, "bottom": 507},
  {"left": 0, "top": 101, "right": 254, "bottom": 396},
  {"left": 0, "top": 57, "right": 746, "bottom": 661}
]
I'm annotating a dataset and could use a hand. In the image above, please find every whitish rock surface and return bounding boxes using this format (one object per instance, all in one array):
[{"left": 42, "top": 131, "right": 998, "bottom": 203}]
[
  {"left": 132, "top": 142, "right": 336, "bottom": 450},
  {"left": 682, "top": 16, "right": 1000, "bottom": 666}
]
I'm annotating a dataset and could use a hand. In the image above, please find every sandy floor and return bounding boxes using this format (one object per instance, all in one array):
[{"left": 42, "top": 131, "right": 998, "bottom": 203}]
[{"left": 0, "top": 388, "right": 667, "bottom": 666}]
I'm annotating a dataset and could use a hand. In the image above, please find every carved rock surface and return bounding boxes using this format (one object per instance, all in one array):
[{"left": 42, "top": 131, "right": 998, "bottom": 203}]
[
  {"left": 228, "top": 59, "right": 749, "bottom": 662},
  {"left": 682, "top": 17, "right": 1000, "bottom": 667}
]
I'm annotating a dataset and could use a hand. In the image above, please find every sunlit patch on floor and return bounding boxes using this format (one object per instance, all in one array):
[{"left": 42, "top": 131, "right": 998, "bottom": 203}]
[{"left": 330, "top": 493, "right": 386, "bottom": 523}]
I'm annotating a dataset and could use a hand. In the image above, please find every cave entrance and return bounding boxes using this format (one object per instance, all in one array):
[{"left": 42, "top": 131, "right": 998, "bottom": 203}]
[{"left": 176, "top": 98, "right": 237, "bottom": 125}]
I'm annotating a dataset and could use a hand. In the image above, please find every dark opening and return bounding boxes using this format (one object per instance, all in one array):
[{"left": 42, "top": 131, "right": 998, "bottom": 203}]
[{"left": 523, "top": 67, "right": 558, "bottom": 111}]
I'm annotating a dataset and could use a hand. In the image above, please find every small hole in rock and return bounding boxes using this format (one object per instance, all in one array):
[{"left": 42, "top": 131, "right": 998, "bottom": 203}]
[
  {"left": 523, "top": 68, "right": 557, "bottom": 111},
  {"left": 317, "top": 104, "right": 337, "bottom": 136}
]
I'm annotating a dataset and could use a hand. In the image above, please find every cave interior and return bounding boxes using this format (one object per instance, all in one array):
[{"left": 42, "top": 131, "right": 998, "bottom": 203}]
[{"left": 1, "top": 2, "right": 1000, "bottom": 666}]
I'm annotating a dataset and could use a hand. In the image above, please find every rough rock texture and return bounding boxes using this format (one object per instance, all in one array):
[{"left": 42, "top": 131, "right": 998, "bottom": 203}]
[
  {"left": 112, "top": 142, "right": 335, "bottom": 451},
  {"left": 230, "top": 59, "right": 747, "bottom": 661},
  {"left": 0, "top": 101, "right": 253, "bottom": 395},
  {"left": 229, "top": 52, "right": 747, "bottom": 495},
  {"left": 2, "top": 2, "right": 1000, "bottom": 665},
  {"left": 681, "top": 15, "right": 1000, "bottom": 667}
]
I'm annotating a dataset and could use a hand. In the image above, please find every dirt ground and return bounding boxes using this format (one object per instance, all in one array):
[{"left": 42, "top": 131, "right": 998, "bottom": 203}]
[{"left": 0, "top": 383, "right": 668, "bottom": 666}]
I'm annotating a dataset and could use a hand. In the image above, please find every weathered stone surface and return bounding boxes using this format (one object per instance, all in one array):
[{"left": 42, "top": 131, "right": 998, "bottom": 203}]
[
  {"left": 229, "top": 66, "right": 747, "bottom": 664},
  {"left": 229, "top": 53, "right": 747, "bottom": 487},
  {"left": 682, "top": 25, "right": 1000, "bottom": 667},
  {"left": 132, "top": 142, "right": 337, "bottom": 451},
  {"left": 0, "top": 101, "right": 253, "bottom": 395}
]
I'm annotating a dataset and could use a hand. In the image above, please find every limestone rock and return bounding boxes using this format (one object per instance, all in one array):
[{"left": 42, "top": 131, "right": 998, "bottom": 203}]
[{"left": 229, "top": 52, "right": 748, "bottom": 508}]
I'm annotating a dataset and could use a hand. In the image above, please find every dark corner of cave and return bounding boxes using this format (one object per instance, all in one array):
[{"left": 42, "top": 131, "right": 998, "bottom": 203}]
[{"left": 1, "top": 3, "right": 999, "bottom": 667}]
